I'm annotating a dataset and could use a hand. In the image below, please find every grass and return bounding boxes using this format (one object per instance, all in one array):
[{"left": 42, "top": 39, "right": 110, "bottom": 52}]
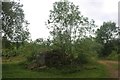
[
  {"left": 2, "top": 63, "right": 109, "bottom": 78},
  {"left": 2, "top": 56, "right": 109, "bottom": 78}
]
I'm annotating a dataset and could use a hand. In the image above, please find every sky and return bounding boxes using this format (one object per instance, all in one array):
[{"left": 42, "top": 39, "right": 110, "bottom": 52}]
[{"left": 20, "top": 0, "right": 119, "bottom": 40}]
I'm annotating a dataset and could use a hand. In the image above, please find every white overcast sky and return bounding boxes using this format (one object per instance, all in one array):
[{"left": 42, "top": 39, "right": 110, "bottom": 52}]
[{"left": 20, "top": 0, "right": 119, "bottom": 40}]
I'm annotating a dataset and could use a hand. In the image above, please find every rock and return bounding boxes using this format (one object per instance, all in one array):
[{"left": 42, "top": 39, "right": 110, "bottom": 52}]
[
  {"left": 38, "top": 65, "right": 47, "bottom": 69},
  {"left": 27, "top": 63, "right": 38, "bottom": 70}
]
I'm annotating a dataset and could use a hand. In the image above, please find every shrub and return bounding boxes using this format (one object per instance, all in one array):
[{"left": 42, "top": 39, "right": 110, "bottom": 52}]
[
  {"left": 2, "top": 49, "right": 19, "bottom": 58},
  {"left": 107, "top": 51, "right": 119, "bottom": 60},
  {"left": 26, "top": 49, "right": 76, "bottom": 69},
  {"left": 76, "top": 53, "right": 89, "bottom": 64}
]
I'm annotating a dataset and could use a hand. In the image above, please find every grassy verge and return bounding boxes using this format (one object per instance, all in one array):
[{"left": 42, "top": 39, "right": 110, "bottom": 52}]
[{"left": 2, "top": 59, "right": 109, "bottom": 78}]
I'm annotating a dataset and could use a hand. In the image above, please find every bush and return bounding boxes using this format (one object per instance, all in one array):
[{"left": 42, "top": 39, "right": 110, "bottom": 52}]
[
  {"left": 2, "top": 49, "right": 19, "bottom": 58},
  {"left": 26, "top": 49, "right": 76, "bottom": 69},
  {"left": 76, "top": 53, "right": 89, "bottom": 64},
  {"left": 107, "top": 51, "right": 119, "bottom": 60},
  {"left": 18, "top": 42, "right": 51, "bottom": 58},
  {"left": 73, "top": 38, "right": 101, "bottom": 61}
]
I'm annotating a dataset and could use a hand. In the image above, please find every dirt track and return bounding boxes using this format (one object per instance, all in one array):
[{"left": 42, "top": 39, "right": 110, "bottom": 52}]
[{"left": 98, "top": 60, "right": 119, "bottom": 78}]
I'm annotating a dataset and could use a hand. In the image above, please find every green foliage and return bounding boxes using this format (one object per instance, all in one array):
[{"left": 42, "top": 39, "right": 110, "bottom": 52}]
[
  {"left": 107, "top": 51, "right": 119, "bottom": 60},
  {"left": 74, "top": 38, "right": 102, "bottom": 59},
  {"left": 43, "top": 0, "right": 98, "bottom": 69},
  {"left": 46, "top": 0, "right": 96, "bottom": 55},
  {"left": 76, "top": 53, "right": 89, "bottom": 64},
  {"left": 26, "top": 49, "right": 75, "bottom": 69},
  {"left": 18, "top": 42, "right": 42, "bottom": 57},
  {"left": 96, "top": 21, "right": 117, "bottom": 44},
  {"left": 2, "top": 37, "right": 13, "bottom": 49},
  {"left": 2, "top": 1, "right": 30, "bottom": 48},
  {"left": 2, "top": 49, "right": 20, "bottom": 58},
  {"left": 96, "top": 21, "right": 118, "bottom": 57},
  {"left": 2, "top": 0, "right": 119, "bottom": 78},
  {"left": 111, "top": 39, "right": 120, "bottom": 54}
]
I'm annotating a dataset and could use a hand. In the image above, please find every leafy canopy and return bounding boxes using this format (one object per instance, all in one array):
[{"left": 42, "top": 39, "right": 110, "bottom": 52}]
[
  {"left": 2, "top": 1, "right": 30, "bottom": 42},
  {"left": 46, "top": 0, "right": 96, "bottom": 54}
]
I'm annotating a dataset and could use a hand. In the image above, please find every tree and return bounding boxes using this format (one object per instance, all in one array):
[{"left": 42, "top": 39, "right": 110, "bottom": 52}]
[
  {"left": 46, "top": 0, "right": 95, "bottom": 55},
  {"left": 35, "top": 38, "right": 44, "bottom": 45},
  {"left": 2, "top": 1, "right": 30, "bottom": 49},
  {"left": 96, "top": 21, "right": 118, "bottom": 56},
  {"left": 96, "top": 21, "right": 117, "bottom": 44}
]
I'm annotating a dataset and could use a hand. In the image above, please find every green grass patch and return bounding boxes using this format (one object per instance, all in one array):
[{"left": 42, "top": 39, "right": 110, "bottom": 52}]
[
  {"left": 2, "top": 61, "right": 109, "bottom": 78},
  {"left": 2, "top": 55, "right": 109, "bottom": 78}
]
